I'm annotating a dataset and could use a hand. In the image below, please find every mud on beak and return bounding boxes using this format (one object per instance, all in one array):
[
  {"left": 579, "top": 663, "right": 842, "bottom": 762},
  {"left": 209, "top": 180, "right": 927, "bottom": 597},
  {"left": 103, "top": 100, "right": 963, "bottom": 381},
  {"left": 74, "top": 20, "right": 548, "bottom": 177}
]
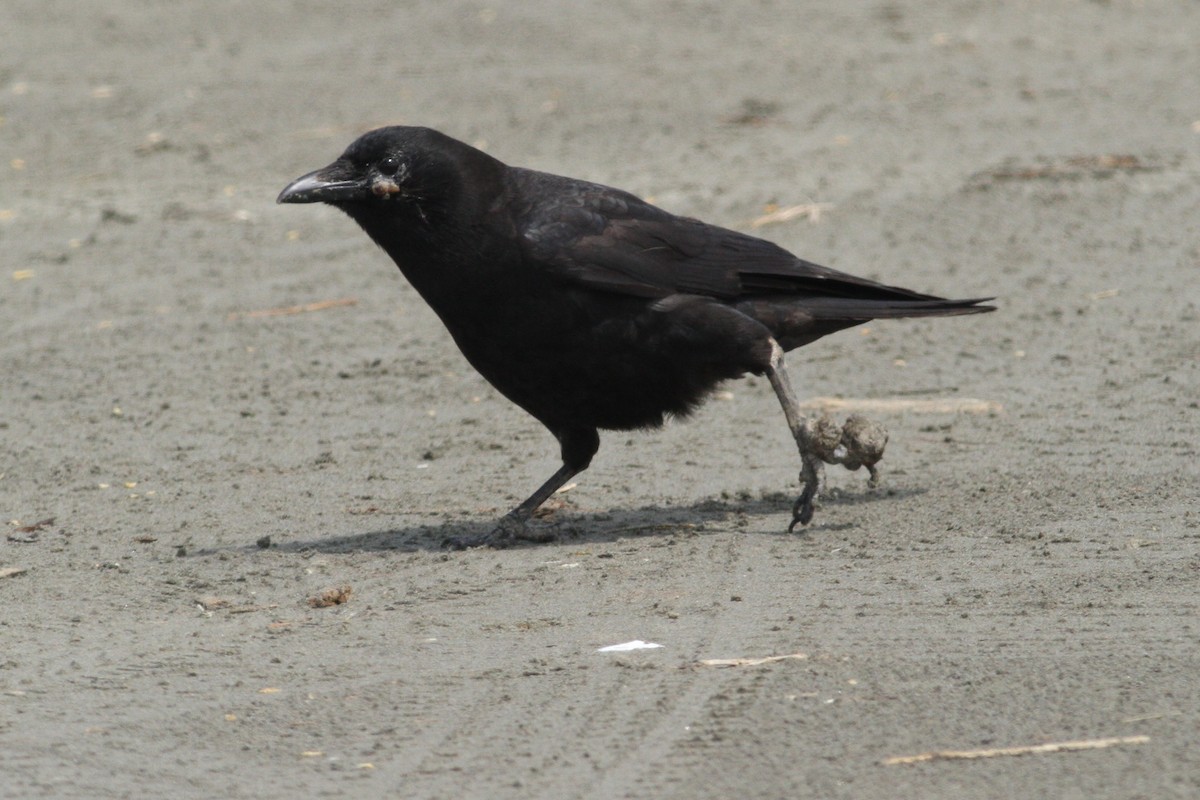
[{"left": 277, "top": 162, "right": 365, "bottom": 204}]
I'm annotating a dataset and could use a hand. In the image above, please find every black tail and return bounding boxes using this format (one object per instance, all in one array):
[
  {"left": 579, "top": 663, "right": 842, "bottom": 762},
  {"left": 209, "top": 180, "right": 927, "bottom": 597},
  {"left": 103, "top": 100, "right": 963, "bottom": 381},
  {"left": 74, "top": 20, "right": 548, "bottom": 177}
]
[
  {"left": 802, "top": 295, "right": 996, "bottom": 320},
  {"left": 735, "top": 295, "right": 995, "bottom": 351}
]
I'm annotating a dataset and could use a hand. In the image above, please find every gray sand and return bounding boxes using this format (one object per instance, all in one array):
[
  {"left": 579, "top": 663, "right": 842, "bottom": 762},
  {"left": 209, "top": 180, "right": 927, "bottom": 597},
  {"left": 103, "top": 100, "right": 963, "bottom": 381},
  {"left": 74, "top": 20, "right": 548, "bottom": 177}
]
[{"left": 3, "top": 2, "right": 1198, "bottom": 798}]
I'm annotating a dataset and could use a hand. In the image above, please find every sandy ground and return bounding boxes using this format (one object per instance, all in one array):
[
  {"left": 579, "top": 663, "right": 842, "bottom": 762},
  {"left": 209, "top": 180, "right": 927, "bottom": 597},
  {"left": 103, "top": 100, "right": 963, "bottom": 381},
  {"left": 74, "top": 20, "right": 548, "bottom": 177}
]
[{"left": 3, "top": 1, "right": 1199, "bottom": 798}]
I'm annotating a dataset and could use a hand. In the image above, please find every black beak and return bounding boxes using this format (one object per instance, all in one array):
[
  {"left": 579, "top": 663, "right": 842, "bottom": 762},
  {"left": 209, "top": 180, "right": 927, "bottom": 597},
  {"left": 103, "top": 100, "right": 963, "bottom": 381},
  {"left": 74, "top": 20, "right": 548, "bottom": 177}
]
[{"left": 277, "top": 163, "right": 365, "bottom": 204}]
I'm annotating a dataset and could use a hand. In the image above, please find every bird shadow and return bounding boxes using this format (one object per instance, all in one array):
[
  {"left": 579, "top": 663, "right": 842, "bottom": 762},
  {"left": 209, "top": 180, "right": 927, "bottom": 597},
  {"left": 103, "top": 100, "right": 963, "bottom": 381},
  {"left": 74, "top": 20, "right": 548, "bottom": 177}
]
[{"left": 272, "top": 485, "right": 926, "bottom": 554}]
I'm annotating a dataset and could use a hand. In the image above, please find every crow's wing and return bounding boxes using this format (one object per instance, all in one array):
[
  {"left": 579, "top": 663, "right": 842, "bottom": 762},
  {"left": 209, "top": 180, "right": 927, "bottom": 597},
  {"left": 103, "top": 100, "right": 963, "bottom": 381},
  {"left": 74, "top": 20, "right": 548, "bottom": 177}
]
[{"left": 512, "top": 168, "right": 939, "bottom": 302}]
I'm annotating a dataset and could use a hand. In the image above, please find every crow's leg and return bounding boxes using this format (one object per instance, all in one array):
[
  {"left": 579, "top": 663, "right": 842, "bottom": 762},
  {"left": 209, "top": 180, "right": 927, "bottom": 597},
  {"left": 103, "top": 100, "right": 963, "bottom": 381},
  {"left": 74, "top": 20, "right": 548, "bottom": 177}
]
[
  {"left": 764, "top": 341, "right": 890, "bottom": 529},
  {"left": 446, "top": 427, "right": 599, "bottom": 549},
  {"left": 764, "top": 340, "right": 825, "bottom": 530}
]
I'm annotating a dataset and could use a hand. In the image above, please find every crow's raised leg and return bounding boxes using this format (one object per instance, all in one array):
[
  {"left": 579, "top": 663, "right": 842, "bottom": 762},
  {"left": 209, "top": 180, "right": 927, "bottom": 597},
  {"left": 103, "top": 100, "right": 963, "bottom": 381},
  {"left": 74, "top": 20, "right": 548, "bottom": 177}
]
[
  {"left": 446, "top": 427, "right": 599, "bottom": 549},
  {"left": 764, "top": 340, "right": 890, "bottom": 530},
  {"left": 764, "top": 340, "right": 825, "bottom": 530}
]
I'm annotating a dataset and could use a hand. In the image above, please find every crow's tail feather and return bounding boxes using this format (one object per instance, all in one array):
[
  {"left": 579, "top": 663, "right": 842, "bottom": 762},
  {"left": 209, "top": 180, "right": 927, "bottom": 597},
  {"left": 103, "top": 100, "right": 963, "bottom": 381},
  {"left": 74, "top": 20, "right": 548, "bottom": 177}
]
[
  {"left": 734, "top": 296, "right": 994, "bottom": 352},
  {"left": 803, "top": 296, "right": 996, "bottom": 321}
]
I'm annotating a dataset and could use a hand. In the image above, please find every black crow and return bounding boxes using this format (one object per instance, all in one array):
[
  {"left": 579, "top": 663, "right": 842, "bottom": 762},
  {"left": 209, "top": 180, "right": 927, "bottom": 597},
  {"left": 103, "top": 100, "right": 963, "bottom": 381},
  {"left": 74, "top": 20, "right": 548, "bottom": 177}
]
[{"left": 279, "top": 126, "right": 993, "bottom": 547}]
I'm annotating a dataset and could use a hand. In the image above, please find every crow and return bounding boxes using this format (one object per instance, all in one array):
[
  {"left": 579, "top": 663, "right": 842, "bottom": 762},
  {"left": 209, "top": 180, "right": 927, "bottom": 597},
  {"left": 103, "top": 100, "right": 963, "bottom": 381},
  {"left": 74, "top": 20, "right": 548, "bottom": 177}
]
[{"left": 279, "top": 126, "right": 993, "bottom": 547}]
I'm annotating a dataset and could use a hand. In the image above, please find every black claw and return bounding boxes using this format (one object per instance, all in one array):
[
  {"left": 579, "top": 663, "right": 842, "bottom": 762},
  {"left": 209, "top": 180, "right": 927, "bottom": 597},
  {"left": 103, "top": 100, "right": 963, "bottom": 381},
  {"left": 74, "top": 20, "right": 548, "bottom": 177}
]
[
  {"left": 788, "top": 486, "right": 816, "bottom": 532},
  {"left": 787, "top": 502, "right": 813, "bottom": 533},
  {"left": 787, "top": 496, "right": 816, "bottom": 534}
]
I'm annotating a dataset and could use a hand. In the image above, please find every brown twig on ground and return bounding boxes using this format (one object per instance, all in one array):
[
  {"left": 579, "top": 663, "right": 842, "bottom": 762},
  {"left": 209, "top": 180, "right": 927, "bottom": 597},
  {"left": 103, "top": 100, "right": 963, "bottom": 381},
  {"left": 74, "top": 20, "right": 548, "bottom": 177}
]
[
  {"left": 749, "top": 203, "right": 832, "bottom": 228},
  {"left": 698, "top": 653, "right": 808, "bottom": 668},
  {"left": 971, "top": 154, "right": 1159, "bottom": 184},
  {"left": 882, "top": 735, "right": 1150, "bottom": 766},
  {"left": 800, "top": 397, "right": 1002, "bottom": 415},
  {"left": 229, "top": 298, "right": 357, "bottom": 319}
]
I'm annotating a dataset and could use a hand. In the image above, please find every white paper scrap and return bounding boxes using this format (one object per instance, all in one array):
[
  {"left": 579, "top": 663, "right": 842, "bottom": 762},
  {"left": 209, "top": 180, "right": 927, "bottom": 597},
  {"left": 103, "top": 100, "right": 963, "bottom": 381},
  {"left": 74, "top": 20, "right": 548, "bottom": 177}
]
[{"left": 597, "top": 640, "right": 664, "bottom": 653}]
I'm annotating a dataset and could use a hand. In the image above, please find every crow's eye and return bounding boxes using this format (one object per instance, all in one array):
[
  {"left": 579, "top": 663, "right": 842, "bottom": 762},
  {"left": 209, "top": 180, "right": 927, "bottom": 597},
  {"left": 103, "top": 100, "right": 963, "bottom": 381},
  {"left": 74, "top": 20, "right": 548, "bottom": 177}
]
[{"left": 378, "top": 156, "right": 401, "bottom": 177}]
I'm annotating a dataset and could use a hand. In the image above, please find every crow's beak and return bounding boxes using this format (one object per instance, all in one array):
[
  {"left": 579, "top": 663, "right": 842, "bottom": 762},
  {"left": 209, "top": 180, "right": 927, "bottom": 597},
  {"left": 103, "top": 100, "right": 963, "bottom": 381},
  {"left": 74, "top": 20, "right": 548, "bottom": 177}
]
[{"left": 277, "top": 163, "right": 365, "bottom": 204}]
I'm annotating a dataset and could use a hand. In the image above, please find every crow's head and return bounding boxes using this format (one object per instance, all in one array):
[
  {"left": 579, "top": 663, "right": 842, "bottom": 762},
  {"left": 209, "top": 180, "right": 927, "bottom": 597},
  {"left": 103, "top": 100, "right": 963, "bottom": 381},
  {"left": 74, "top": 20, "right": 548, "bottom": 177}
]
[{"left": 278, "top": 126, "right": 496, "bottom": 226}]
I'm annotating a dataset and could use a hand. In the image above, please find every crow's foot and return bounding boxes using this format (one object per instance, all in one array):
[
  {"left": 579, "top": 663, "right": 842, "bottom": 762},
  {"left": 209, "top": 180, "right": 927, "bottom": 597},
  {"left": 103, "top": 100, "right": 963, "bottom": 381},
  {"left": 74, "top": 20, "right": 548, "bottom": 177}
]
[
  {"left": 787, "top": 414, "right": 889, "bottom": 530},
  {"left": 788, "top": 473, "right": 819, "bottom": 532}
]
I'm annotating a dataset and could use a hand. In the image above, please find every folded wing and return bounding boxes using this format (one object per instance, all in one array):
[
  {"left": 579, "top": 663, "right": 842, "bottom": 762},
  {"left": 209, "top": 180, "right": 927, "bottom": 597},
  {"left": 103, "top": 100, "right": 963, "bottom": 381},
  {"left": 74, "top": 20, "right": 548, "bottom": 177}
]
[{"left": 514, "top": 168, "right": 984, "bottom": 308}]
